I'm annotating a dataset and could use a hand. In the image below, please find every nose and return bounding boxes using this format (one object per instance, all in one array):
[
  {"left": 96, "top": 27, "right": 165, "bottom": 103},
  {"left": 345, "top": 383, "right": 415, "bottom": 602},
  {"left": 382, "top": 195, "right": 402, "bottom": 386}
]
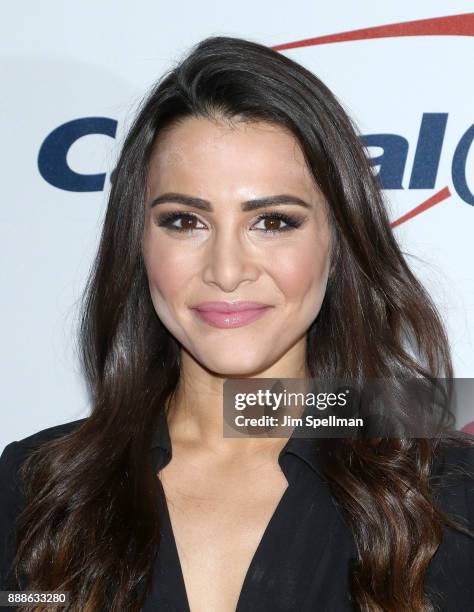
[{"left": 201, "top": 227, "right": 260, "bottom": 292}]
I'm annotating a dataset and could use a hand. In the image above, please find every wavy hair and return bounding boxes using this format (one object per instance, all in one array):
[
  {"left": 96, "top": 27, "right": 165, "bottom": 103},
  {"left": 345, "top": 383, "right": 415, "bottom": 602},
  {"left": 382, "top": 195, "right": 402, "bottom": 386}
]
[{"left": 11, "top": 35, "right": 474, "bottom": 611}]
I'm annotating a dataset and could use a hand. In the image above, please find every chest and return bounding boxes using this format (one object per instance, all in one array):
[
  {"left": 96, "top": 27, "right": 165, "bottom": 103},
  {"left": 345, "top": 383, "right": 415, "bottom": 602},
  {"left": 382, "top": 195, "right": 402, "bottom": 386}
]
[{"left": 158, "top": 458, "right": 289, "bottom": 612}]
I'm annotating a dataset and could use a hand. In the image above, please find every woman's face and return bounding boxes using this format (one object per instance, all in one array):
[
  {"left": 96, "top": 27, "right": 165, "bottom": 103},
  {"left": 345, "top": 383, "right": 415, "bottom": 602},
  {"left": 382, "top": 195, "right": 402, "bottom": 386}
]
[{"left": 142, "top": 116, "right": 332, "bottom": 377}]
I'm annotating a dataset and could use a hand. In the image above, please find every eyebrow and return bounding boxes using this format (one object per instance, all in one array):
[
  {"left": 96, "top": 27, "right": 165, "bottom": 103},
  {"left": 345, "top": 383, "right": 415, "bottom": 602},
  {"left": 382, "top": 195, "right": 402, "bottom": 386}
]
[{"left": 148, "top": 192, "right": 311, "bottom": 212}]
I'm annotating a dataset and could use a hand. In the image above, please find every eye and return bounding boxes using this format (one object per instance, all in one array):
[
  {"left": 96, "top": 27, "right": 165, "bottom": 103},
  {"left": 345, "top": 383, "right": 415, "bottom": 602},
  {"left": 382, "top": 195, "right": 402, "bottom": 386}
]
[
  {"left": 154, "top": 210, "right": 305, "bottom": 235},
  {"left": 251, "top": 212, "right": 304, "bottom": 234},
  {"left": 155, "top": 212, "right": 207, "bottom": 233}
]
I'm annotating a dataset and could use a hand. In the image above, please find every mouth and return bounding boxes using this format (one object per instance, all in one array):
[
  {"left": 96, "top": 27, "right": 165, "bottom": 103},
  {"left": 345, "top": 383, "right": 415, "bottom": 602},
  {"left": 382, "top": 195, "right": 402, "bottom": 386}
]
[{"left": 190, "top": 301, "right": 274, "bottom": 329}]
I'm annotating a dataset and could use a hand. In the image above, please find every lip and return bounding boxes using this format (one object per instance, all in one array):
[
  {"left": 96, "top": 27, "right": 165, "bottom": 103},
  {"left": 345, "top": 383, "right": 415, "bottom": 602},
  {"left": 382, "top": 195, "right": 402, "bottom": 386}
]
[
  {"left": 190, "top": 301, "right": 273, "bottom": 329},
  {"left": 192, "top": 301, "right": 271, "bottom": 313}
]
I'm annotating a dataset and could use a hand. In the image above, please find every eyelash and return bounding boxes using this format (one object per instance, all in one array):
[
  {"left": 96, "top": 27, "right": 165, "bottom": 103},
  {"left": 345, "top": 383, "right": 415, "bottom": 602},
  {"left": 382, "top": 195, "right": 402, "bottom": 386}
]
[{"left": 155, "top": 211, "right": 304, "bottom": 235}]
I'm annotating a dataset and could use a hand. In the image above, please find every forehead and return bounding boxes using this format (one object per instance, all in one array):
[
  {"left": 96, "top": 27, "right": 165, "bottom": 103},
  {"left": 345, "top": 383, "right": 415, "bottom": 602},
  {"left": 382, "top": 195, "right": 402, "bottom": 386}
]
[{"left": 147, "top": 116, "right": 318, "bottom": 197}]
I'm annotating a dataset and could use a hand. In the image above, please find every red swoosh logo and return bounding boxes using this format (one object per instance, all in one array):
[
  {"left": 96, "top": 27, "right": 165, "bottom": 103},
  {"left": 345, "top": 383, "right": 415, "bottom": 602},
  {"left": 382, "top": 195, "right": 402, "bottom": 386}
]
[
  {"left": 271, "top": 13, "right": 474, "bottom": 50},
  {"left": 390, "top": 187, "right": 452, "bottom": 228},
  {"left": 271, "top": 14, "right": 473, "bottom": 226}
]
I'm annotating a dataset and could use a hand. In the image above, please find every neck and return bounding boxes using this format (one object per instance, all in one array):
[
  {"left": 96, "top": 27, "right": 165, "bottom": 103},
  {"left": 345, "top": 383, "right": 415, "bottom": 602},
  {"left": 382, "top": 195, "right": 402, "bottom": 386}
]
[{"left": 166, "top": 340, "right": 308, "bottom": 457}]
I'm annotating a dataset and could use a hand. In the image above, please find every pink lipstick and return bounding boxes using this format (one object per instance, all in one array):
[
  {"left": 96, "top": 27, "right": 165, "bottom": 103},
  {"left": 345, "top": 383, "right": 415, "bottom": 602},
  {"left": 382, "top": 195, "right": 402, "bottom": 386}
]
[{"left": 191, "top": 301, "right": 273, "bottom": 329}]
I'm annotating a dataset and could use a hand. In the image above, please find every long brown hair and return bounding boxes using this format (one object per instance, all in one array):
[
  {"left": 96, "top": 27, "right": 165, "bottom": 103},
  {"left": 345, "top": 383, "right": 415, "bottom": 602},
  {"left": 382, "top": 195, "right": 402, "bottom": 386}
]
[{"left": 11, "top": 35, "right": 474, "bottom": 611}]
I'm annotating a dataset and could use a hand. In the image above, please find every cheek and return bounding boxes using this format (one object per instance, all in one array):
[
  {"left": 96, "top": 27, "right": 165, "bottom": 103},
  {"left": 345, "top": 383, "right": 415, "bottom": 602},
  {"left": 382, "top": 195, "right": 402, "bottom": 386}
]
[
  {"left": 142, "top": 237, "right": 197, "bottom": 339},
  {"left": 270, "top": 239, "right": 330, "bottom": 302},
  {"left": 144, "top": 238, "right": 195, "bottom": 301}
]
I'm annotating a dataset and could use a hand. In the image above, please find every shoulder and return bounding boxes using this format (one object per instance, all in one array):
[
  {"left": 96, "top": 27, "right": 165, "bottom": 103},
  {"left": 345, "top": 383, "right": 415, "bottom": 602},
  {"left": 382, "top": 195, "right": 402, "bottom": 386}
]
[
  {"left": 432, "top": 436, "right": 474, "bottom": 474},
  {"left": 431, "top": 437, "right": 474, "bottom": 491},
  {"left": 0, "top": 418, "right": 87, "bottom": 587},
  {"left": 0, "top": 416, "right": 88, "bottom": 508},
  {"left": 0, "top": 417, "right": 88, "bottom": 486},
  {"left": 426, "top": 437, "right": 474, "bottom": 608},
  {"left": 430, "top": 437, "right": 474, "bottom": 522}
]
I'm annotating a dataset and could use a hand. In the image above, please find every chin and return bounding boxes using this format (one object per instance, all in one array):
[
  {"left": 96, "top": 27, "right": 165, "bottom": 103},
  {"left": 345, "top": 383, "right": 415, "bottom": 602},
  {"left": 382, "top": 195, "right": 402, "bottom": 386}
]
[{"left": 202, "top": 352, "right": 272, "bottom": 378}]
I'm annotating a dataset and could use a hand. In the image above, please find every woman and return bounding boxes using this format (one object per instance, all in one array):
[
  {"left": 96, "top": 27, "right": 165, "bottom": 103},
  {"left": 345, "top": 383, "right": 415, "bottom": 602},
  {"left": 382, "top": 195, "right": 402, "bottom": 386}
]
[{"left": 1, "top": 35, "right": 473, "bottom": 612}]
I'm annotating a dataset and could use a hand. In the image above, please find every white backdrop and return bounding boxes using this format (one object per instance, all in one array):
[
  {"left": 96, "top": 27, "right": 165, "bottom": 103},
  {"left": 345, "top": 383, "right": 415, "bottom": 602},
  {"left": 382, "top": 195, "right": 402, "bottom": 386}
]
[{"left": 1, "top": 1, "right": 473, "bottom": 451}]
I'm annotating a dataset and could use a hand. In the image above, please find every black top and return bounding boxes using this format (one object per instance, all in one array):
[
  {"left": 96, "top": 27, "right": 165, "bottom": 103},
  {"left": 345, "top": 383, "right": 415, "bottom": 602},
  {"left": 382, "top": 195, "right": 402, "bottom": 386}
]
[{"left": 1, "top": 410, "right": 474, "bottom": 611}]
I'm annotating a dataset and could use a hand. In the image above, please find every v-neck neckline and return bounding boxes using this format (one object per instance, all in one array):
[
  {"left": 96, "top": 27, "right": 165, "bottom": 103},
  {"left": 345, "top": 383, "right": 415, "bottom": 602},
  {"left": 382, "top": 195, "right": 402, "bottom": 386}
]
[
  {"left": 159, "top": 469, "right": 296, "bottom": 612},
  {"left": 149, "top": 406, "right": 330, "bottom": 611}
]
